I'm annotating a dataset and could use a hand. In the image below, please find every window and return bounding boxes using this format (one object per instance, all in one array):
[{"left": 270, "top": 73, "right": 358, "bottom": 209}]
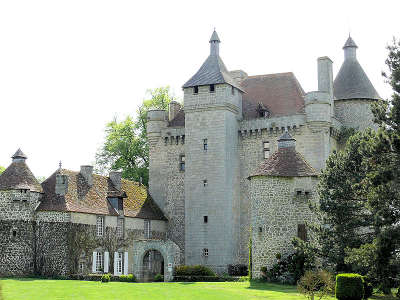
[
  {"left": 117, "top": 218, "right": 124, "bottom": 238},
  {"left": 210, "top": 84, "right": 215, "bottom": 92},
  {"left": 263, "top": 141, "right": 270, "bottom": 159},
  {"left": 203, "top": 216, "right": 208, "bottom": 223},
  {"left": 79, "top": 261, "right": 85, "bottom": 273},
  {"left": 231, "top": 86, "right": 235, "bottom": 95},
  {"left": 96, "top": 252, "right": 104, "bottom": 272},
  {"left": 179, "top": 155, "right": 185, "bottom": 171},
  {"left": 258, "top": 226, "right": 262, "bottom": 233},
  {"left": 164, "top": 137, "right": 168, "bottom": 145},
  {"left": 97, "top": 216, "right": 104, "bottom": 237},
  {"left": 203, "top": 139, "right": 208, "bottom": 151},
  {"left": 109, "top": 197, "right": 123, "bottom": 211},
  {"left": 194, "top": 86, "right": 199, "bottom": 94},
  {"left": 203, "top": 180, "right": 207, "bottom": 187},
  {"left": 116, "top": 252, "right": 123, "bottom": 274},
  {"left": 297, "top": 224, "right": 307, "bottom": 241},
  {"left": 202, "top": 248, "right": 209, "bottom": 257},
  {"left": 144, "top": 219, "right": 151, "bottom": 239}
]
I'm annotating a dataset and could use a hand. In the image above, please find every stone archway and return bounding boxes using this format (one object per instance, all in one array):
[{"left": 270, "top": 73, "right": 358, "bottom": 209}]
[
  {"left": 142, "top": 249, "right": 164, "bottom": 282},
  {"left": 132, "top": 240, "right": 181, "bottom": 282}
]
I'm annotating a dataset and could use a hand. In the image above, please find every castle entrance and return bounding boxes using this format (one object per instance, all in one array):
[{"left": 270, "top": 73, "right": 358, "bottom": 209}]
[{"left": 142, "top": 249, "right": 164, "bottom": 282}]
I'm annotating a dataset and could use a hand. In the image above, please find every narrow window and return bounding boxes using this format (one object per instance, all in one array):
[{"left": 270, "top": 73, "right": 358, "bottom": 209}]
[
  {"left": 203, "top": 216, "right": 208, "bottom": 223},
  {"left": 144, "top": 219, "right": 151, "bottom": 239},
  {"left": 96, "top": 216, "right": 104, "bottom": 237},
  {"left": 116, "top": 252, "right": 123, "bottom": 274},
  {"left": 203, "top": 180, "right": 207, "bottom": 187},
  {"left": 164, "top": 137, "right": 168, "bottom": 145},
  {"left": 194, "top": 86, "right": 199, "bottom": 94},
  {"left": 117, "top": 218, "right": 124, "bottom": 238},
  {"left": 263, "top": 141, "right": 270, "bottom": 159},
  {"left": 203, "top": 248, "right": 209, "bottom": 257},
  {"left": 210, "top": 84, "right": 215, "bottom": 92},
  {"left": 231, "top": 86, "right": 235, "bottom": 95},
  {"left": 297, "top": 224, "right": 307, "bottom": 241},
  {"left": 12, "top": 230, "right": 17, "bottom": 238},
  {"left": 96, "top": 252, "right": 104, "bottom": 272},
  {"left": 79, "top": 261, "right": 85, "bottom": 273},
  {"left": 258, "top": 227, "right": 262, "bottom": 233},
  {"left": 179, "top": 155, "right": 185, "bottom": 171},
  {"left": 203, "top": 139, "right": 208, "bottom": 151}
]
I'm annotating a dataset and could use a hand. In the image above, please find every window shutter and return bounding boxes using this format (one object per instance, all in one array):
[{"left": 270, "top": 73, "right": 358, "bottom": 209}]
[
  {"left": 104, "top": 252, "right": 109, "bottom": 273},
  {"left": 124, "top": 252, "right": 129, "bottom": 275},
  {"left": 114, "top": 252, "right": 118, "bottom": 276},
  {"left": 92, "top": 252, "right": 97, "bottom": 273}
]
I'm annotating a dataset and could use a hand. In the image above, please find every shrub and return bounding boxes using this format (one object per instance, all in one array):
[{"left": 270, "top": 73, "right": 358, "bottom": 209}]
[
  {"left": 173, "top": 276, "right": 221, "bottom": 282},
  {"left": 119, "top": 274, "right": 136, "bottom": 282},
  {"left": 174, "top": 265, "right": 216, "bottom": 277},
  {"left": 297, "top": 270, "right": 334, "bottom": 300},
  {"left": 228, "top": 264, "right": 248, "bottom": 276},
  {"left": 154, "top": 273, "right": 164, "bottom": 282},
  {"left": 101, "top": 273, "right": 111, "bottom": 283},
  {"left": 238, "top": 276, "right": 250, "bottom": 282},
  {"left": 335, "top": 273, "right": 364, "bottom": 300},
  {"left": 396, "top": 286, "right": 400, "bottom": 298},
  {"left": 362, "top": 277, "right": 373, "bottom": 299}
]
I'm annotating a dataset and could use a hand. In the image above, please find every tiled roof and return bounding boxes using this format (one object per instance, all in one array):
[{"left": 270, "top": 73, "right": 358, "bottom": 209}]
[
  {"left": 241, "top": 72, "right": 305, "bottom": 119},
  {"left": 0, "top": 161, "right": 43, "bottom": 193},
  {"left": 37, "top": 169, "right": 166, "bottom": 220},
  {"left": 250, "top": 147, "right": 318, "bottom": 178}
]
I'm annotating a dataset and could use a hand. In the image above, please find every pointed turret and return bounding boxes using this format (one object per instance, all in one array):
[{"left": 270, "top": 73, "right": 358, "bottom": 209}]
[
  {"left": 333, "top": 36, "right": 380, "bottom": 100},
  {"left": 12, "top": 148, "right": 27, "bottom": 162},
  {"left": 182, "top": 30, "right": 243, "bottom": 91}
]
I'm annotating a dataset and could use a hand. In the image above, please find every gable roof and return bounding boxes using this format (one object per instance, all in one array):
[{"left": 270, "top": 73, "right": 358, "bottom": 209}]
[
  {"left": 250, "top": 147, "right": 318, "bottom": 178},
  {"left": 37, "top": 169, "right": 166, "bottom": 220},
  {"left": 241, "top": 72, "right": 305, "bottom": 119},
  {"left": 0, "top": 161, "right": 43, "bottom": 193}
]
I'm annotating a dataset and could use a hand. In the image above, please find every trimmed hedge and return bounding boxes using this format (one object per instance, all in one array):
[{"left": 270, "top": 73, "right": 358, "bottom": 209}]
[
  {"left": 336, "top": 273, "right": 364, "bottom": 300},
  {"left": 174, "top": 265, "right": 216, "bottom": 277},
  {"left": 68, "top": 274, "right": 136, "bottom": 282},
  {"left": 101, "top": 274, "right": 111, "bottom": 283},
  {"left": 228, "top": 264, "right": 248, "bottom": 276},
  {"left": 173, "top": 276, "right": 221, "bottom": 282}
]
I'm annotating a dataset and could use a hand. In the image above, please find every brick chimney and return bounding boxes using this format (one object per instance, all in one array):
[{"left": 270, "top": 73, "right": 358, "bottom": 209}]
[{"left": 80, "top": 165, "right": 93, "bottom": 186}]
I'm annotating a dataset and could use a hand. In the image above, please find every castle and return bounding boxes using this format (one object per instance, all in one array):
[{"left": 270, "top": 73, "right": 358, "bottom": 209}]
[{"left": 0, "top": 30, "right": 380, "bottom": 280}]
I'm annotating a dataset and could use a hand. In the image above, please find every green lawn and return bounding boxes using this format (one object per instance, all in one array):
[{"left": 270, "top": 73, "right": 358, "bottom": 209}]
[{"left": 0, "top": 278, "right": 397, "bottom": 300}]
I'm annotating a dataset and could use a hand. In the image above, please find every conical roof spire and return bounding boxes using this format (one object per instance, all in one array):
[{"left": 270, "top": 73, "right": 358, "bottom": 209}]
[
  {"left": 334, "top": 36, "right": 380, "bottom": 100},
  {"left": 209, "top": 30, "right": 220, "bottom": 43},
  {"left": 12, "top": 148, "right": 27, "bottom": 161},
  {"left": 209, "top": 29, "right": 220, "bottom": 56}
]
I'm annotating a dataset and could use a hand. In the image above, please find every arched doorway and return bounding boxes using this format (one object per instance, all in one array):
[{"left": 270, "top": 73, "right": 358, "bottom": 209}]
[{"left": 142, "top": 249, "right": 164, "bottom": 282}]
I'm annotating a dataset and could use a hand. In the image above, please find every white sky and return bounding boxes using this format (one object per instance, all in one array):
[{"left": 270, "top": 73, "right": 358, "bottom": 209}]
[{"left": 0, "top": 0, "right": 398, "bottom": 178}]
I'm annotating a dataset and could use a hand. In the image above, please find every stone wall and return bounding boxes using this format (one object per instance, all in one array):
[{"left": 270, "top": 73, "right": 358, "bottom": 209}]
[
  {"left": 0, "top": 190, "right": 41, "bottom": 221},
  {"left": 334, "top": 99, "right": 378, "bottom": 131},
  {"left": 249, "top": 176, "right": 319, "bottom": 278}
]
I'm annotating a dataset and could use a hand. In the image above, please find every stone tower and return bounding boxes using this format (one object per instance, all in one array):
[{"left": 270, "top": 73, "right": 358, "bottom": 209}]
[
  {"left": 0, "top": 149, "right": 43, "bottom": 276},
  {"left": 333, "top": 36, "right": 381, "bottom": 130},
  {"left": 182, "top": 30, "right": 243, "bottom": 272}
]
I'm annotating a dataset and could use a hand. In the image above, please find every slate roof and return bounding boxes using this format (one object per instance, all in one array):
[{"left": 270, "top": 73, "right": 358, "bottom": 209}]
[
  {"left": 37, "top": 169, "right": 166, "bottom": 220},
  {"left": 333, "top": 37, "right": 380, "bottom": 100},
  {"left": 0, "top": 160, "right": 43, "bottom": 193},
  {"left": 12, "top": 148, "right": 27, "bottom": 159},
  {"left": 250, "top": 146, "right": 318, "bottom": 178}
]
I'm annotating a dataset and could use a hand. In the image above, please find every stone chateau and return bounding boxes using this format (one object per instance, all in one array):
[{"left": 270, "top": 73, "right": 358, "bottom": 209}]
[{"left": 0, "top": 30, "right": 380, "bottom": 280}]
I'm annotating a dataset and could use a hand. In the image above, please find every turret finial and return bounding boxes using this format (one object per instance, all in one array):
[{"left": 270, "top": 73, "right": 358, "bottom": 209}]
[{"left": 209, "top": 29, "right": 220, "bottom": 56}]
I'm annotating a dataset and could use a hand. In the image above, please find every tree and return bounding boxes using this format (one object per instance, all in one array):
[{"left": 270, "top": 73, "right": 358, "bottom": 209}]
[
  {"left": 95, "top": 87, "right": 176, "bottom": 186},
  {"left": 0, "top": 166, "right": 5, "bottom": 175}
]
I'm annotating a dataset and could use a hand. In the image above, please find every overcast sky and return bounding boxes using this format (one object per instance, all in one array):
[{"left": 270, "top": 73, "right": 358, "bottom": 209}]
[{"left": 0, "top": 0, "right": 398, "bottom": 178}]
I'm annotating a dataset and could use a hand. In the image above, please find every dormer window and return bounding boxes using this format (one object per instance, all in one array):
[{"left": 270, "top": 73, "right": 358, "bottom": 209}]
[
  {"left": 194, "top": 86, "right": 199, "bottom": 94},
  {"left": 108, "top": 197, "right": 123, "bottom": 211},
  {"left": 210, "top": 84, "right": 215, "bottom": 93}
]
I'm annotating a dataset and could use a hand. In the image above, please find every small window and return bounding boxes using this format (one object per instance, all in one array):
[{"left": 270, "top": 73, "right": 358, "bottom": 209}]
[
  {"left": 231, "top": 86, "right": 235, "bottom": 95},
  {"left": 203, "top": 216, "right": 208, "bottom": 223},
  {"left": 96, "top": 216, "right": 104, "bottom": 237},
  {"left": 210, "top": 84, "right": 215, "bottom": 92},
  {"left": 117, "top": 218, "right": 124, "bottom": 238},
  {"left": 263, "top": 141, "right": 270, "bottom": 159},
  {"left": 203, "top": 139, "right": 208, "bottom": 151},
  {"left": 79, "top": 261, "right": 85, "bottom": 273},
  {"left": 96, "top": 252, "right": 104, "bottom": 272},
  {"left": 297, "top": 224, "right": 307, "bottom": 241},
  {"left": 258, "top": 227, "right": 262, "bottom": 233},
  {"left": 203, "top": 180, "right": 207, "bottom": 187},
  {"left": 12, "top": 230, "right": 17, "bottom": 238},
  {"left": 179, "top": 155, "right": 185, "bottom": 171},
  {"left": 194, "top": 86, "right": 199, "bottom": 94},
  {"left": 164, "top": 137, "right": 168, "bottom": 145},
  {"left": 203, "top": 248, "right": 209, "bottom": 257},
  {"left": 296, "top": 190, "right": 302, "bottom": 196},
  {"left": 144, "top": 219, "right": 151, "bottom": 239}
]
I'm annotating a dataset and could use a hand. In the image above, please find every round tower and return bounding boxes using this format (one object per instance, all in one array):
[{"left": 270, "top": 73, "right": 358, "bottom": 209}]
[
  {"left": 147, "top": 109, "right": 167, "bottom": 147},
  {"left": 333, "top": 36, "right": 380, "bottom": 131}
]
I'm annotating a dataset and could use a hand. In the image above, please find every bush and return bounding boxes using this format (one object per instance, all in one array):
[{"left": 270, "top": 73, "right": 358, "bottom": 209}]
[
  {"left": 362, "top": 277, "right": 373, "bottom": 299},
  {"left": 297, "top": 270, "right": 334, "bottom": 300},
  {"left": 154, "top": 274, "right": 164, "bottom": 282},
  {"left": 396, "top": 286, "right": 400, "bottom": 298},
  {"left": 101, "top": 274, "right": 111, "bottom": 283},
  {"left": 174, "top": 265, "right": 216, "bottom": 277},
  {"left": 335, "top": 273, "right": 364, "bottom": 300},
  {"left": 173, "top": 276, "right": 221, "bottom": 282},
  {"left": 228, "top": 264, "right": 248, "bottom": 276},
  {"left": 238, "top": 276, "right": 250, "bottom": 282},
  {"left": 119, "top": 274, "right": 136, "bottom": 282}
]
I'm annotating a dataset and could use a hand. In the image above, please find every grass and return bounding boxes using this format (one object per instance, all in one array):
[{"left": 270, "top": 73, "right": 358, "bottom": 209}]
[{"left": 0, "top": 278, "right": 397, "bottom": 300}]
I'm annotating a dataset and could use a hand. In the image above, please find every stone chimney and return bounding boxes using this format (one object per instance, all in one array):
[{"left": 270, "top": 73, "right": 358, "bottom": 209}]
[
  {"left": 109, "top": 171, "right": 122, "bottom": 191},
  {"left": 168, "top": 101, "right": 181, "bottom": 122},
  {"left": 55, "top": 174, "right": 68, "bottom": 195},
  {"left": 318, "top": 56, "right": 334, "bottom": 116},
  {"left": 80, "top": 165, "right": 93, "bottom": 186}
]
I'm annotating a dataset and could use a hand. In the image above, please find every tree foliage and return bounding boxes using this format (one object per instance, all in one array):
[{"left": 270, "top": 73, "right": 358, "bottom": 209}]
[
  {"left": 0, "top": 166, "right": 5, "bottom": 175},
  {"left": 95, "top": 87, "right": 177, "bottom": 186}
]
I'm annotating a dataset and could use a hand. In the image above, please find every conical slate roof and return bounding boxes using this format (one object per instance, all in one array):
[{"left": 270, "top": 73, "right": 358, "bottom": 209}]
[
  {"left": 183, "top": 30, "right": 243, "bottom": 91},
  {"left": 0, "top": 152, "right": 43, "bottom": 193},
  {"left": 333, "top": 37, "right": 380, "bottom": 100},
  {"left": 12, "top": 148, "right": 27, "bottom": 159}
]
